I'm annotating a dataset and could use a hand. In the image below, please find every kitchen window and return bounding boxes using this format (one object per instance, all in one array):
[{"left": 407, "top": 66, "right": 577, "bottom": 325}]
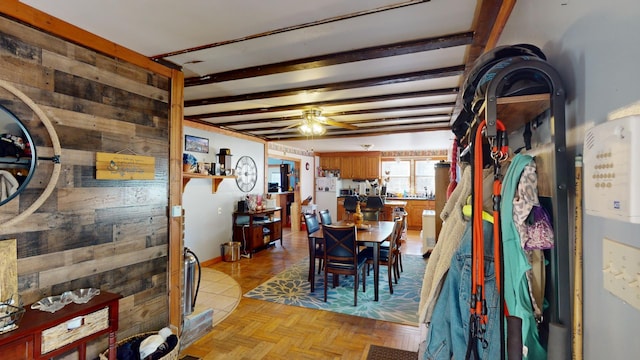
[{"left": 382, "top": 158, "right": 440, "bottom": 196}]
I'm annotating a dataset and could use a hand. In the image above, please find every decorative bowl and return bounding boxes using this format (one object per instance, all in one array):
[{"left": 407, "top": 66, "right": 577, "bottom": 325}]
[
  {"left": 30, "top": 295, "right": 72, "bottom": 313},
  {"left": 63, "top": 288, "right": 100, "bottom": 304},
  {"left": 0, "top": 303, "right": 25, "bottom": 334}
]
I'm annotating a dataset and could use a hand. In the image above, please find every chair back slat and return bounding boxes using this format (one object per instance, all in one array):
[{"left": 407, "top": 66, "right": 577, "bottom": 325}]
[
  {"left": 304, "top": 213, "right": 320, "bottom": 235},
  {"left": 343, "top": 196, "right": 359, "bottom": 212},
  {"left": 365, "top": 196, "right": 384, "bottom": 209},
  {"left": 319, "top": 209, "right": 332, "bottom": 225},
  {"left": 322, "top": 224, "right": 358, "bottom": 267}
]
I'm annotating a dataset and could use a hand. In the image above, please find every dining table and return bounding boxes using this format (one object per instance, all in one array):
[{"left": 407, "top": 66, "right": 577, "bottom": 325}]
[{"left": 309, "top": 220, "right": 395, "bottom": 301}]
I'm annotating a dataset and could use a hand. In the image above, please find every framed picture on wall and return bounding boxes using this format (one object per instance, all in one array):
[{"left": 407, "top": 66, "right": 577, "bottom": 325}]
[{"left": 184, "top": 135, "right": 209, "bottom": 153}]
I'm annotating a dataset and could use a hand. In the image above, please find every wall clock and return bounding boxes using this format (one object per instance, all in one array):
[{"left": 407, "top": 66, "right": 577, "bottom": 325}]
[{"left": 235, "top": 155, "right": 257, "bottom": 192}]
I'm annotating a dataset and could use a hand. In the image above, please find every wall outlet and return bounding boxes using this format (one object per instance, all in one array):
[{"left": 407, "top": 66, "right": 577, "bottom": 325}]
[
  {"left": 218, "top": 207, "right": 222, "bottom": 215},
  {"left": 170, "top": 205, "right": 182, "bottom": 217},
  {"left": 602, "top": 238, "right": 640, "bottom": 310}
]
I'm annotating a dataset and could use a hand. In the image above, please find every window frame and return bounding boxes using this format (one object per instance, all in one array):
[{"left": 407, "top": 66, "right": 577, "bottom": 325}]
[{"left": 381, "top": 156, "right": 447, "bottom": 196}]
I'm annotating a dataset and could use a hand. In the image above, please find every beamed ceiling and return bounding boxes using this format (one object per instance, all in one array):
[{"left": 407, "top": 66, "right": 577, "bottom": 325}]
[{"left": 20, "top": 0, "right": 516, "bottom": 150}]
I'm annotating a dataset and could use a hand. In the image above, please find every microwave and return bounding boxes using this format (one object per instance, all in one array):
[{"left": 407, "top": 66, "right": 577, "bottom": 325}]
[{"left": 339, "top": 189, "right": 354, "bottom": 196}]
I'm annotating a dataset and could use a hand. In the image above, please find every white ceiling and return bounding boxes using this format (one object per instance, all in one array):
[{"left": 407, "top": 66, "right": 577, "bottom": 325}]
[{"left": 20, "top": 0, "right": 506, "bottom": 152}]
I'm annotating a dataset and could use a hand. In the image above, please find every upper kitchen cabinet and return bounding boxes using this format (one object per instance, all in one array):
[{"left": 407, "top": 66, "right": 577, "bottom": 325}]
[
  {"left": 318, "top": 152, "right": 381, "bottom": 180},
  {"left": 319, "top": 155, "right": 341, "bottom": 170},
  {"left": 361, "top": 154, "right": 381, "bottom": 179}
]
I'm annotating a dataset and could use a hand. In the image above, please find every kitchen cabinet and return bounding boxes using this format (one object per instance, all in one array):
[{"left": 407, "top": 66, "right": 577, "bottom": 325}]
[
  {"left": 318, "top": 152, "right": 381, "bottom": 179},
  {"left": 361, "top": 155, "right": 381, "bottom": 179},
  {"left": 339, "top": 156, "right": 355, "bottom": 179},
  {"left": 404, "top": 199, "right": 435, "bottom": 230},
  {"left": 320, "top": 156, "right": 340, "bottom": 170}
]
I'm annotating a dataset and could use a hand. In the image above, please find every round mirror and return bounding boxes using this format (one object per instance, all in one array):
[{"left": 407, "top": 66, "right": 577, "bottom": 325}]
[{"left": 0, "top": 104, "right": 36, "bottom": 206}]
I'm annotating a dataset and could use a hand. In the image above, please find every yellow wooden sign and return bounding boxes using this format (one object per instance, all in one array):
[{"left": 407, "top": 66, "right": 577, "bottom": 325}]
[
  {"left": 0, "top": 239, "right": 17, "bottom": 303},
  {"left": 96, "top": 152, "right": 155, "bottom": 180}
]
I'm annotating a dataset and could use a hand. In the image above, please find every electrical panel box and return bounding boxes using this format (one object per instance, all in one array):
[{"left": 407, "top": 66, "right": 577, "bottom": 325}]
[{"left": 584, "top": 115, "right": 640, "bottom": 223}]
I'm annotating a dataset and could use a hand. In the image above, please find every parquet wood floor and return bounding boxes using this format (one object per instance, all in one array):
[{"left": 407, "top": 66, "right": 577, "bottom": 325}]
[{"left": 181, "top": 227, "right": 426, "bottom": 360}]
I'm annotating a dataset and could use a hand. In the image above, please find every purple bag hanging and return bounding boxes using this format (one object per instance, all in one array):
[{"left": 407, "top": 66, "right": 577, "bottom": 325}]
[{"left": 524, "top": 205, "right": 554, "bottom": 250}]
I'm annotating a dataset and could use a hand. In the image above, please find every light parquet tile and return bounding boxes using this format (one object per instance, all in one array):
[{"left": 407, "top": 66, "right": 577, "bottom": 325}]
[{"left": 182, "top": 228, "right": 425, "bottom": 359}]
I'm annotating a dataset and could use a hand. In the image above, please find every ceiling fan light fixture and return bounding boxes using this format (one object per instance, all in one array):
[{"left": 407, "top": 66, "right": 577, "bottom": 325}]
[{"left": 299, "top": 118, "right": 326, "bottom": 136}]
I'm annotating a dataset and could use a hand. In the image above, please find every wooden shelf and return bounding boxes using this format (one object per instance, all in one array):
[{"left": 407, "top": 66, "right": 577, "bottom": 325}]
[
  {"left": 462, "top": 93, "right": 551, "bottom": 145},
  {"left": 182, "top": 173, "right": 236, "bottom": 193},
  {"left": 492, "top": 93, "right": 550, "bottom": 131}
]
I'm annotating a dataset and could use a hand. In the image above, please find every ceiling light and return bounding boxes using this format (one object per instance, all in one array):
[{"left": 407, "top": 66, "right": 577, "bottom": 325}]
[
  {"left": 360, "top": 144, "right": 373, "bottom": 151},
  {"left": 299, "top": 118, "right": 326, "bottom": 136},
  {"left": 299, "top": 109, "right": 326, "bottom": 136}
]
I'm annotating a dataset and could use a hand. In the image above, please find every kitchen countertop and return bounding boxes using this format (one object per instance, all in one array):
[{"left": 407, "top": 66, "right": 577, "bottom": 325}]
[
  {"left": 336, "top": 196, "right": 434, "bottom": 202},
  {"left": 386, "top": 197, "right": 435, "bottom": 201}
]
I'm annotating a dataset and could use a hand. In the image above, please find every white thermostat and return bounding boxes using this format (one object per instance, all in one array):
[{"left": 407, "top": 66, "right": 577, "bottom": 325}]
[{"left": 584, "top": 115, "right": 640, "bottom": 223}]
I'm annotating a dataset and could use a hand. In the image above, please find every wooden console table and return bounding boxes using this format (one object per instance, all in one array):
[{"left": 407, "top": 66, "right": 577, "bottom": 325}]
[
  {"left": 0, "top": 291, "right": 121, "bottom": 360},
  {"left": 232, "top": 207, "right": 283, "bottom": 254}
]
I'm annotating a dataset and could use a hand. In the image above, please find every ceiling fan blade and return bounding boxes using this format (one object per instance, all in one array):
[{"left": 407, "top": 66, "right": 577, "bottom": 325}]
[
  {"left": 283, "top": 121, "right": 303, "bottom": 130},
  {"left": 323, "top": 117, "right": 358, "bottom": 130}
]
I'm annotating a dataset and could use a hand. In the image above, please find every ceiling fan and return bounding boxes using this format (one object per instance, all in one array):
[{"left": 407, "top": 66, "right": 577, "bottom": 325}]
[{"left": 287, "top": 109, "right": 358, "bottom": 136}]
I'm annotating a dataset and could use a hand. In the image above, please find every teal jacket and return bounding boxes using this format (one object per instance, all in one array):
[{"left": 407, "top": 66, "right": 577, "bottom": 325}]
[{"left": 500, "top": 154, "right": 546, "bottom": 359}]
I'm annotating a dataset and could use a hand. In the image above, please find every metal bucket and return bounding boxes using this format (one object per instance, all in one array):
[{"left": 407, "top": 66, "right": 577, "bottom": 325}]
[{"left": 222, "top": 242, "right": 241, "bottom": 262}]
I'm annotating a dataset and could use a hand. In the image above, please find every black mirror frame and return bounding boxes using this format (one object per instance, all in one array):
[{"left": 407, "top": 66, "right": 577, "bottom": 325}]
[{"left": 0, "top": 104, "right": 37, "bottom": 206}]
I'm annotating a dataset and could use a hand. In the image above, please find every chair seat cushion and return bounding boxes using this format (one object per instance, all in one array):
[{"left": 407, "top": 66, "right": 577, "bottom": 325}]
[
  {"left": 327, "top": 252, "right": 367, "bottom": 270},
  {"left": 359, "top": 247, "right": 391, "bottom": 262}
]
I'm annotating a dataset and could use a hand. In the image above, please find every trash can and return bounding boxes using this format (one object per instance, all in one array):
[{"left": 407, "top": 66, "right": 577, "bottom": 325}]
[{"left": 222, "top": 242, "right": 241, "bottom": 262}]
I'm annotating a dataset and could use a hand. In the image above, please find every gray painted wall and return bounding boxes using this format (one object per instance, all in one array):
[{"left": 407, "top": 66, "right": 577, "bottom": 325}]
[{"left": 500, "top": 1, "right": 640, "bottom": 358}]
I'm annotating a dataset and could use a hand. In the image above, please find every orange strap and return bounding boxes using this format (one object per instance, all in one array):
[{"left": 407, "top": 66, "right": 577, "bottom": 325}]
[
  {"left": 471, "top": 121, "right": 486, "bottom": 322},
  {"left": 470, "top": 119, "right": 507, "bottom": 325}
]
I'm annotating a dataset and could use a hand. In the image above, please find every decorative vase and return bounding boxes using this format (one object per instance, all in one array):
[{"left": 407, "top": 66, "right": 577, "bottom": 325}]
[{"left": 353, "top": 203, "right": 364, "bottom": 227}]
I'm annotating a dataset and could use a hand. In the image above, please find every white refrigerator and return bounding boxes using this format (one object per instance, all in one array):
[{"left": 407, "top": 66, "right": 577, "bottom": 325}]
[{"left": 315, "top": 177, "right": 340, "bottom": 219}]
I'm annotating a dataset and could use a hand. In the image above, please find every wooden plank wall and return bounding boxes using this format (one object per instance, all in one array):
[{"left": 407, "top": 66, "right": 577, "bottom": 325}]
[{"left": 0, "top": 14, "right": 171, "bottom": 356}]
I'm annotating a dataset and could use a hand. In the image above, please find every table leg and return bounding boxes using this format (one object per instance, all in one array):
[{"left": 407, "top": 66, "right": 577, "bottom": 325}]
[
  {"left": 108, "top": 331, "right": 117, "bottom": 360},
  {"left": 309, "top": 237, "right": 316, "bottom": 292},
  {"left": 78, "top": 343, "right": 86, "bottom": 360},
  {"left": 373, "top": 243, "right": 380, "bottom": 301}
]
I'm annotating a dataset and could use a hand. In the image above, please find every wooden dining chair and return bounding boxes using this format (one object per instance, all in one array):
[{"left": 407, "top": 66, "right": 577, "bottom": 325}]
[
  {"left": 304, "top": 213, "right": 324, "bottom": 292},
  {"left": 363, "top": 196, "right": 384, "bottom": 221},
  {"left": 362, "top": 218, "right": 402, "bottom": 294},
  {"left": 322, "top": 224, "right": 367, "bottom": 306},
  {"left": 319, "top": 209, "right": 332, "bottom": 225},
  {"left": 394, "top": 211, "right": 407, "bottom": 273},
  {"left": 343, "top": 195, "right": 359, "bottom": 220}
]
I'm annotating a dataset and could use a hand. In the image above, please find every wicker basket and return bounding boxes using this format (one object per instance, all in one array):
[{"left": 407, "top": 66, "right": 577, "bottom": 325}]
[{"left": 99, "top": 331, "right": 180, "bottom": 360}]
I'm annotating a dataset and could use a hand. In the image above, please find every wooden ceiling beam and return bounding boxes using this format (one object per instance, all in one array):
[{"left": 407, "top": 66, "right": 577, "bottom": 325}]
[
  {"left": 184, "top": 31, "right": 473, "bottom": 86},
  {"left": 185, "top": 88, "right": 458, "bottom": 119},
  {"left": 213, "top": 108, "right": 452, "bottom": 127},
  {"left": 185, "top": 65, "right": 464, "bottom": 107},
  {"left": 224, "top": 113, "right": 451, "bottom": 131},
  {"left": 451, "top": 0, "right": 517, "bottom": 123},
  {"left": 152, "top": 0, "right": 431, "bottom": 60},
  {"left": 266, "top": 124, "right": 452, "bottom": 141}
]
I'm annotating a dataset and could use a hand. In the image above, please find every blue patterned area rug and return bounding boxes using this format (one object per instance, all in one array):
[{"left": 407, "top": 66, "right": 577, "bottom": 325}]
[{"left": 243, "top": 254, "right": 427, "bottom": 326}]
